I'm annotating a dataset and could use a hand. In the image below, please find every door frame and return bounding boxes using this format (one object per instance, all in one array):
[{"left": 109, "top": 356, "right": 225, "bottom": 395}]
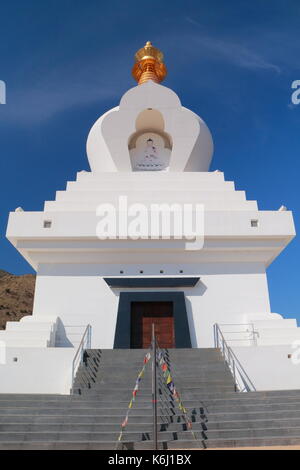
[{"left": 114, "top": 292, "right": 191, "bottom": 349}]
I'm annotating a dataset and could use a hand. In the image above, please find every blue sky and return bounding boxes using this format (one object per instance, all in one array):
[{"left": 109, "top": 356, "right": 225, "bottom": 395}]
[{"left": 0, "top": 0, "right": 299, "bottom": 319}]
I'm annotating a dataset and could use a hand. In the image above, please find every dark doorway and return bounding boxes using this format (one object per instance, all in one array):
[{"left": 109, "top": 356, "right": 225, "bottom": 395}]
[
  {"left": 114, "top": 292, "right": 191, "bottom": 349},
  {"left": 130, "top": 301, "right": 175, "bottom": 349}
]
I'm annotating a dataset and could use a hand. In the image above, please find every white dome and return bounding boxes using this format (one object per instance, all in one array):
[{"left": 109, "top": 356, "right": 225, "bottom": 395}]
[{"left": 86, "top": 80, "right": 213, "bottom": 172}]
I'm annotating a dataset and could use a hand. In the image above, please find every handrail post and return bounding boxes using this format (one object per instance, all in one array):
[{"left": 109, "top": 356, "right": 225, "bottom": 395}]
[
  {"left": 214, "top": 324, "right": 217, "bottom": 348},
  {"left": 214, "top": 323, "right": 256, "bottom": 393},
  {"left": 71, "top": 324, "right": 91, "bottom": 394},
  {"left": 87, "top": 324, "right": 92, "bottom": 349},
  {"left": 229, "top": 349, "right": 237, "bottom": 391},
  {"left": 152, "top": 323, "right": 158, "bottom": 450}
]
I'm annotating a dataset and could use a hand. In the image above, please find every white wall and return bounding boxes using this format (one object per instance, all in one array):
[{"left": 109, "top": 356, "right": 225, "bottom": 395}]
[
  {"left": 185, "top": 262, "right": 271, "bottom": 347},
  {"left": 33, "top": 262, "right": 271, "bottom": 349},
  {"left": 0, "top": 348, "right": 75, "bottom": 394},
  {"left": 233, "top": 345, "right": 300, "bottom": 391}
]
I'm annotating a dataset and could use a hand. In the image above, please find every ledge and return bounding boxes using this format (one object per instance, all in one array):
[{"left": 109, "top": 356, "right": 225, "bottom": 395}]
[{"left": 103, "top": 277, "right": 200, "bottom": 288}]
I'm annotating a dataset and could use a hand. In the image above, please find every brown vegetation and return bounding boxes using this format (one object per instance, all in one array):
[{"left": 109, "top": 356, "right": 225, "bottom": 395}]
[{"left": 0, "top": 270, "right": 35, "bottom": 329}]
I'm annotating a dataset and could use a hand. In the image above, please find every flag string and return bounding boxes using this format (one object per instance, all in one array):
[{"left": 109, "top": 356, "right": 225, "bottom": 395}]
[
  {"left": 155, "top": 347, "right": 197, "bottom": 440},
  {"left": 116, "top": 351, "right": 151, "bottom": 446}
]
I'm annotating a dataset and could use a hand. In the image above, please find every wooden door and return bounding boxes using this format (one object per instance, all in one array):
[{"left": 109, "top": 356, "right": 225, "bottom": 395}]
[{"left": 130, "top": 301, "right": 175, "bottom": 349}]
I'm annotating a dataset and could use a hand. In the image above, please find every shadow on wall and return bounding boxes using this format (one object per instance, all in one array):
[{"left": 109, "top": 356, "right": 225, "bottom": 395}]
[
  {"left": 185, "top": 296, "right": 199, "bottom": 348},
  {"left": 55, "top": 318, "right": 75, "bottom": 347},
  {"left": 184, "top": 280, "right": 207, "bottom": 297}
]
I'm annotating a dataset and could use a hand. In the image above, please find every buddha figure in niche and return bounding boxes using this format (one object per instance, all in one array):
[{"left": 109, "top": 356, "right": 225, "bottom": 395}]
[{"left": 130, "top": 132, "right": 171, "bottom": 171}]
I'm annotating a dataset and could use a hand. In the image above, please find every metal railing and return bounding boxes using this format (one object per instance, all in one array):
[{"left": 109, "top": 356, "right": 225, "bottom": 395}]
[
  {"left": 71, "top": 324, "right": 92, "bottom": 393},
  {"left": 152, "top": 326, "right": 203, "bottom": 449},
  {"left": 214, "top": 323, "right": 256, "bottom": 392},
  {"left": 116, "top": 348, "right": 152, "bottom": 449},
  {"left": 55, "top": 324, "right": 90, "bottom": 348},
  {"left": 217, "top": 323, "right": 259, "bottom": 346},
  {"left": 151, "top": 324, "right": 158, "bottom": 450},
  {"left": 117, "top": 325, "right": 201, "bottom": 450}
]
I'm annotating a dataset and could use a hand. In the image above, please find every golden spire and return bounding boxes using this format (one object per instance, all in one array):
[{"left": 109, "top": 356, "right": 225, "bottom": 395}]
[{"left": 132, "top": 41, "right": 167, "bottom": 85}]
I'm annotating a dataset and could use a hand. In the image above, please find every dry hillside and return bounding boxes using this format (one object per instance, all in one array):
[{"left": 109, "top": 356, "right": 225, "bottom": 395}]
[{"left": 0, "top": 270, "right": 35, "bottom": 330}]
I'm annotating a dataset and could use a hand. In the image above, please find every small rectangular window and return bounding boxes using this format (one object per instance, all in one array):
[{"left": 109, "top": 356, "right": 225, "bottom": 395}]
[
  {"left": 251, "top": 219, "right": 259, "bottom": 227},
  {"left": 43, "top": 220, "right": 52, "bottom": 228}
]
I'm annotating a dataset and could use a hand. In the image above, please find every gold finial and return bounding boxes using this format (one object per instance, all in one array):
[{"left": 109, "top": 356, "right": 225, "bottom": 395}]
[{"left": 132, "top": 41, "right": 167, "bottom": 85}]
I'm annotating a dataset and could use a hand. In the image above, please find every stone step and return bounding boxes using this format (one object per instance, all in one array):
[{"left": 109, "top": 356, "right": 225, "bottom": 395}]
[
  {"left": 205, "top": 409, "right": 300, "bottom": 421},
  {"left": 4, "top": 391, "right": 300, "bottom": 405},
  {"left": 4, "top": 407, "right": 300, "bottom": 422},
  {"left": 86, "top": 350, "right": 222, "bottom": 358},
  {"left": 0, "top": 401, "right": 213, "bottom": 411},
  {"left": 1, "top": 417, "right": 300, "bottom": 433},
  {"left": 2, "top": 394, "right": 300, "bottom": 409},
  {"left": 81, "top": 362, "right": 227, "bottom": 371},
  {"left": 168, "top": 437, "right": 300, "bottom": 450},
  {"left": 2, "top": 436, "right": 300, "bottom": 450},
  {"left": 75, "top": 368, "right": 232, "bottom": 377},
  {"left": 205, "top": 417, "right": 300, "bottom": 430},
  {"left": 4, "top": 389, "right": 300, "bottom": 401},
  {"left": 76, "top": 367, "right": 232, "bottom": 377},
  {"left": 2, "top": 425, "right": 300, "bottom": 443},
  {"left": 201, "top": 401, "right": 300, "bottom": 413},
  {"left": 0, "top": 407, "right": 201, "bottom": 416},
  {"left": 203, "top": 427, "right": 300, "bottom": 440},
  {"left": 81, "top": 356, "right": 226, "bottom": 364},
  {"left": 0, "top": 414, "right": 199, "bottom": 425},
  {"left": 77, "top": 388, "right": 235, "bottom": 397},
  {"left": 86, "top": 348, "right": 221, "bottom": 356},
  {"left": 77, "top": 367, "right": 232, "bottom": 375},
  {"left": 82, "top": 380, "right": 235, "bottom": 389},
  {"left": 0, "top": 430, "right": 200, "bottom": 442},
  {"left": 0, "top": 422, "right": 204, "bottom": 432},
  {"left": 74, "top": 379, "right": 235, "bottom": 388},
  {"left": 0, "top": 442, "right": 177, "bottom": 450},
  {"left": 2, "top": 400, "right": 300, "bottom": 415}
]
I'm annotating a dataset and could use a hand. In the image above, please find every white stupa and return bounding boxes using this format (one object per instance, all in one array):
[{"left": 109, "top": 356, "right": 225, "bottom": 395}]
[{"left": 1, "top": 41, "right": 298, "bottom": 394}]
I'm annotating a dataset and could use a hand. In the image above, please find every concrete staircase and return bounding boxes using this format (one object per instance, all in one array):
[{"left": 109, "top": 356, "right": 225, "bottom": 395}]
[{"left": 1, "top": 348, "right": 300, "bottom": 448}]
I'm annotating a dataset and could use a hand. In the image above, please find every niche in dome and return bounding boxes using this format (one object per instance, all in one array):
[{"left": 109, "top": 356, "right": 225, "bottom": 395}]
[{"left": 128, "top": 109, "right": 172, "bottom": 171}]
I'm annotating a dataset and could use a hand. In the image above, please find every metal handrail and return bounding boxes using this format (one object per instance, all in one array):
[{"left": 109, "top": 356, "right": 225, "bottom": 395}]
[
  {"left": 151, "top": 324, "right": 158, "bottom": 450},
  {"left": 71, "top": 324, "right": 92, "bottom": 394},
  {"left": 214, "top": 323, "right": 256, "bottom": 392},
  {"left": 217, "top": 323, "right": 259, "bottom": 346},
  {"left": 154, "top": 332, "right": 203, "bottom": 447}
]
